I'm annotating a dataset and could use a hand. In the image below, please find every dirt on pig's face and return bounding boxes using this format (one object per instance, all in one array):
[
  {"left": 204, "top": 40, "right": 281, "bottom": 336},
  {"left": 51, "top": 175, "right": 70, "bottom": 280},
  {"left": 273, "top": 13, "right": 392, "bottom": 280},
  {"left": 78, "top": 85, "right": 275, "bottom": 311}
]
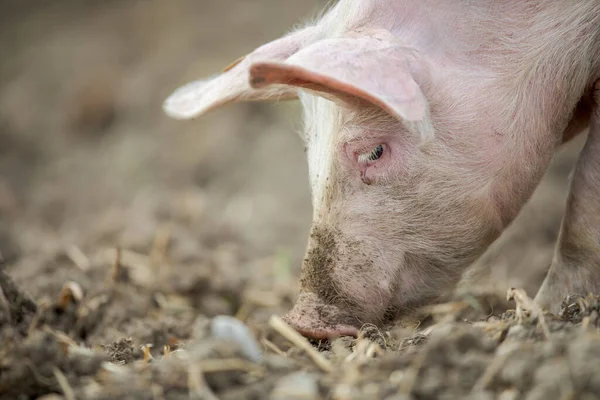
[{"left": 282, "top": 98, "right": 505, "bottom": 339}]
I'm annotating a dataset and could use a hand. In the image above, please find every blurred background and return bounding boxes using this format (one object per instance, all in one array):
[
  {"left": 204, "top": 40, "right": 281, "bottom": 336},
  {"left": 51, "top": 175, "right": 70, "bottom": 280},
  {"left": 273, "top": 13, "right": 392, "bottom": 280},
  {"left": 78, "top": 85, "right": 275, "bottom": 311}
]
[{"left": 0, "top": 0, "right": 586, "bottom": 324}]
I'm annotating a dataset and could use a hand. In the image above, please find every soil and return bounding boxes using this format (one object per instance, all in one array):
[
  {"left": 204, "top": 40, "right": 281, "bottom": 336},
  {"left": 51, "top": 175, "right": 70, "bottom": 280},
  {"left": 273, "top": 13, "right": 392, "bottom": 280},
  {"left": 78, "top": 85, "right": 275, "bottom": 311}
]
[{"left": 0, "top": 1, "right": 597, "bottom": 399}]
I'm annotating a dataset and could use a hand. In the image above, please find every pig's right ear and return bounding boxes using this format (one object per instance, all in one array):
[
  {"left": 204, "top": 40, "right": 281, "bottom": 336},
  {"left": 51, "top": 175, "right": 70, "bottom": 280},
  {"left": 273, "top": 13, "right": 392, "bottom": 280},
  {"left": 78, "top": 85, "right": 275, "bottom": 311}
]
[
  {"left": 248, "top": 33, "right": 428, "bottom": 123},
  {"left": 163, "top": 27, "right": 317, "bottom": 120}
]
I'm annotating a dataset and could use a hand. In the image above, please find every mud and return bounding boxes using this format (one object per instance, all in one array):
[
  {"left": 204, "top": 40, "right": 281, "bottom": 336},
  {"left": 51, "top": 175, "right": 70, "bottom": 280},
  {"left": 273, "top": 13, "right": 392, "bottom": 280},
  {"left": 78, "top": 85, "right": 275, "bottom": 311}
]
[
  {"left": 1, "top": 1, "right": 598, "bottom": 399},
  {"left": 300, "top": 226, "right": 341, "bottom": 305}
]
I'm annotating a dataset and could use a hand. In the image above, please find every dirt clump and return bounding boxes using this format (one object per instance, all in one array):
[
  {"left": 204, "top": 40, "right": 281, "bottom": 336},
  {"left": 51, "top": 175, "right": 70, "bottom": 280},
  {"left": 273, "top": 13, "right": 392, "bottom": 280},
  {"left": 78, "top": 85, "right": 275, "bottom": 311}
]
[{"left": 102, "top": 338, "right": 136, "bottom": 365}]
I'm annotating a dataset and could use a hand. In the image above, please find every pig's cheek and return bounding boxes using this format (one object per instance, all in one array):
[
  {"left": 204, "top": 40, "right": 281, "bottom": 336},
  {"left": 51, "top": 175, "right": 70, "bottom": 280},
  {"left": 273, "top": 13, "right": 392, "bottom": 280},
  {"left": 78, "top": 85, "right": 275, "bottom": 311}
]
[
  {"left": 346, "top": 264, "right": 394, "bottom": 303},
  {"left": 341, "top": 275, "right": 393, "bottom": 312},
  {"left": 377, "top": 279, "right": 392, "bottom": 293}
]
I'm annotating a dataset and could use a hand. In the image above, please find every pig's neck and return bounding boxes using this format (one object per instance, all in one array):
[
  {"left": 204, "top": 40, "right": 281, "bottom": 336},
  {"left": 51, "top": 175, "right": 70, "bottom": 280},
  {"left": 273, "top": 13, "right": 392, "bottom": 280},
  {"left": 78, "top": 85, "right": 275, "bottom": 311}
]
[
  {"left": 392, "top": 0, "right": 600, "bottom": 226},
  {"left": 483, "top": 1, "right": 599, "bottom": 226}
]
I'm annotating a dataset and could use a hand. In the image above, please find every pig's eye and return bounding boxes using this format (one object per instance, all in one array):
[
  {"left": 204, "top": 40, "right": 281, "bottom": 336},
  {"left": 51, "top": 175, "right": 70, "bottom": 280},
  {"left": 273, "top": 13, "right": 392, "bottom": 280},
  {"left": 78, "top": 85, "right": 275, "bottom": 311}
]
[{"left": 358, "top": 144, "right": 384, "bottom": 163}]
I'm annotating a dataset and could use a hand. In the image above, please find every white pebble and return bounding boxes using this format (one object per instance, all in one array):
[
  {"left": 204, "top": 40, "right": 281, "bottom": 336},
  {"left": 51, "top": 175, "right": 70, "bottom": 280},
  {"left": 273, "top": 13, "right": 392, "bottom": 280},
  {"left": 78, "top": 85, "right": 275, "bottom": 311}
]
[
  {"left": 270, "top": 371, "right": 319, "bottom": 400},
  {"left": 210, "top": 315, "right": 262, "bottom": 363}
]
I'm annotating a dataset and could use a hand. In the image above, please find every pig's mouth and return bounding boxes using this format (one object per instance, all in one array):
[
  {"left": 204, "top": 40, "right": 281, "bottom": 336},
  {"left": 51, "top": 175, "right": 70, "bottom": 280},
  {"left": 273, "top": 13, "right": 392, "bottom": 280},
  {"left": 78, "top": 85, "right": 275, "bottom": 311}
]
[{"left": 282, "top": 291, "right": 361, "bottom": 339}]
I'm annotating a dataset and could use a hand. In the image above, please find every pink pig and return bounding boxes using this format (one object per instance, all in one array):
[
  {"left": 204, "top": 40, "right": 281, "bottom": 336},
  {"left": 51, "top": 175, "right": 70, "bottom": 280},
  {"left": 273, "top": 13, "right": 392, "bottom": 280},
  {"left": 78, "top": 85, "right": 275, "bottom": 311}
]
[{"left": 164, "top": 1, "right": 600, "bottom": 339}]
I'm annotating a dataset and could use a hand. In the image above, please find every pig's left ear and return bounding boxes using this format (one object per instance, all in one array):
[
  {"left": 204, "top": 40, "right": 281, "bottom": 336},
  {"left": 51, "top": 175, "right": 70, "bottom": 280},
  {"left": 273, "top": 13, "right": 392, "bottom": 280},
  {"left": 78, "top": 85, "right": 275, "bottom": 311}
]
[{"left": 249, "top": 34, "right": 428, "bottom": 122}]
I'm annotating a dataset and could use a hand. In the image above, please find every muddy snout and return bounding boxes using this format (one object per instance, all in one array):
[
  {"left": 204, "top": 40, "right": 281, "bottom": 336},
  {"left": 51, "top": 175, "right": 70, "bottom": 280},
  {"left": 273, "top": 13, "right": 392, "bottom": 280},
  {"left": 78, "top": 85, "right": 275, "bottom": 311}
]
[
  {"left": 282, "top": 291, "right": 360, "bottom": 339},
  {"left": 284, "top": 225, "right": 396, "bottom": 339}
]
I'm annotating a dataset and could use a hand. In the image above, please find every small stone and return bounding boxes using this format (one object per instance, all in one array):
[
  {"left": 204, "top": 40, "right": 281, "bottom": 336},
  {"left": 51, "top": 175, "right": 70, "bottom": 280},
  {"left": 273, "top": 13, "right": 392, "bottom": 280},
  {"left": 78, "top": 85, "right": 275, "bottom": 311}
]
[
  {"left": 505, "top": 324, "right": 529, "bottom": 340},
  {"left": 210, "top": 315, "right": 262, "bottom": 362},
  {"left": 384, "top": 395, "right": 414, "bottom": 400},
  {"left": 498, "top": 389, "right": 519, "bottom": 400},
  {"left": 270, "top": 371, "right": 319, "bottom": 400}
]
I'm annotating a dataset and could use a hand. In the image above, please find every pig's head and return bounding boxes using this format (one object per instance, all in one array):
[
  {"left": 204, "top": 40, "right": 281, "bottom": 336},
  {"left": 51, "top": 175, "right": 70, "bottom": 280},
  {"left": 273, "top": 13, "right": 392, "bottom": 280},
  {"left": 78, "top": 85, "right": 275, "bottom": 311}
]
[{"left": 164, "top": 26, "right": 505, "bottom": 339}]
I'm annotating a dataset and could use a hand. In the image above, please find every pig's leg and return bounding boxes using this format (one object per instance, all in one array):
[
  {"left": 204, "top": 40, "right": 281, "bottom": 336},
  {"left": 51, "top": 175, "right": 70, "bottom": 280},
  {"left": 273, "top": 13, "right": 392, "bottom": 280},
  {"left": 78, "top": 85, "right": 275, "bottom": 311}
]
[{"left": 535, "top": 82, "right": 600, "bottom": 313}]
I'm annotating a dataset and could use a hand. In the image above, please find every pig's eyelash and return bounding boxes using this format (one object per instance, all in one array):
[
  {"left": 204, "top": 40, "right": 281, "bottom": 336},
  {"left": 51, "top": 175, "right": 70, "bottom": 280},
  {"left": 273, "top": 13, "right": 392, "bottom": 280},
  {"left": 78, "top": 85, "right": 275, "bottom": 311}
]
[{"left": 357, "top": 144, "right": 384, "bottom": 164}]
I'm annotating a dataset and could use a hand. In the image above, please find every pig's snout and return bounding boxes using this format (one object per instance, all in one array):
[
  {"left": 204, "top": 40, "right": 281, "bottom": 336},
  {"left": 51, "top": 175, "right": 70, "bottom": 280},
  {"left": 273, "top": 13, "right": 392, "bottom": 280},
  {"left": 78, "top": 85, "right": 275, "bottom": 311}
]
[
  {"left": 283, "top": 225, "right": 395, "bottom": 339},
  {"left": 282, "top": 292, "right": 359, "bottom": 339}
]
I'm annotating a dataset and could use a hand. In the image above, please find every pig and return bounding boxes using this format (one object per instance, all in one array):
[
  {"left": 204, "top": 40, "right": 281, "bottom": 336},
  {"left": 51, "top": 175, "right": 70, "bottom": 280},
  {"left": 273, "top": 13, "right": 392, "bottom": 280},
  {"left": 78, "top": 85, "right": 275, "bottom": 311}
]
[{"left": 163, "top": 0, "right": 600, "bottom": 339}]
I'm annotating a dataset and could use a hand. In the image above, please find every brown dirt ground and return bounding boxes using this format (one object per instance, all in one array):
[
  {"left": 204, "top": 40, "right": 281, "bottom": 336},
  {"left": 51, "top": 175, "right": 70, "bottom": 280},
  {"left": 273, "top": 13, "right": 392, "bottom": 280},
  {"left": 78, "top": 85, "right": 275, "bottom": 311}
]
[{"left": 0, "top": 1, "right": 597, "bottom": 399}]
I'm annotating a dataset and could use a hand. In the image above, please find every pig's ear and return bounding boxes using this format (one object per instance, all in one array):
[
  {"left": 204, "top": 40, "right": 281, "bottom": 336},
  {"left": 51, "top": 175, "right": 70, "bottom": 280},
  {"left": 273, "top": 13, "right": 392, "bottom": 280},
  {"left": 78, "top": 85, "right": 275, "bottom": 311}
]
[
  {"left": 163, "top": 27, "right": 317, "bottom": 120},
  {"left": 249, "top": 35, "right": 427, "bottom": 122}
]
